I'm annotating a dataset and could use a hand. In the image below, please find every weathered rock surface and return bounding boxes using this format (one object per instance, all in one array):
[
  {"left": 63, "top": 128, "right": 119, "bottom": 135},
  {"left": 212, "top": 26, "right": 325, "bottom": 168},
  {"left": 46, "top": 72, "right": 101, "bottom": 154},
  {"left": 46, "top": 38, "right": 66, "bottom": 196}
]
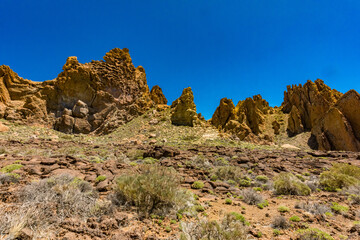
[
  {"left": 287, "top": 105, "right": 304, "bottom": 136},
  {"left": 150, "top": 85, "right": 167, "bottom": 105},
  {"left": 282, "top": 79, "right": 342, "bottom": 130},
  {"left": 312, "top": 90, "right": 360, "bottom": 151},
  {"left": 211, "top": 95, "right": 271, "bottom": 141},
  {"left": 0, "top": 48, "right": 162, "bottom": 134},
  {"left": 171, "top": 87, "right": 198, "bottom": 126}
]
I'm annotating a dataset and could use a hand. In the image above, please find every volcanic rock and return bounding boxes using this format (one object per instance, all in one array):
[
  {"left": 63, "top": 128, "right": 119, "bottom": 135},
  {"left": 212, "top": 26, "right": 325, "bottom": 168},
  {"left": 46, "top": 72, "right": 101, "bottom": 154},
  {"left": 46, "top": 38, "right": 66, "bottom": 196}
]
[
  {"left": 0, "top": 48, "right": 156, "bottom": 134},
  {"left": 150, "top": 85, "right": 167, "bottom": 105},
  {"left": 312, "top": 90, "right": 360, "bottom": 151},
  {"left": 287, "top": 105, "right": 304, "bottom": 136},
  {"left": 211, "top": 98, "right": 235, "bottom": 129},
  {"left": 282, "top": 79, "right": 342, "bottom": 130},
  {"left": 171, "top": 87, "right": 198, "bottom": 126}
]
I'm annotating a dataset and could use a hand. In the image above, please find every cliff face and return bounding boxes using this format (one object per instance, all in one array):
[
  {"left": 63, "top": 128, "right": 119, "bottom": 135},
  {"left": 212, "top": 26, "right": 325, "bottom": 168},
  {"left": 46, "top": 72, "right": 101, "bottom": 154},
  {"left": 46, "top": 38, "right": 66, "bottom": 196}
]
[{"left": 0, "top": 48, "right": 160, "bottom": 134}]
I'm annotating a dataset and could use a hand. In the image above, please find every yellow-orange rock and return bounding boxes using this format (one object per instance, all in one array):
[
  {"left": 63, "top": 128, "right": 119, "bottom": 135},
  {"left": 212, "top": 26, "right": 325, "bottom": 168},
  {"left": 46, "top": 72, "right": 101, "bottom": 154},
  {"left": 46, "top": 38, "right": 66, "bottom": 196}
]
[
  {"left": 287, "top": 105, "right": 304, "bottom": 136},
  {"left": 150, "top": 85, "right": 167, "bottom": 105},
  {"left": 211, "top": 98, "right": 235, "bottom": 129},
  {"left": 312, "top": 90, "right": 360, "bottom": 151},
  {"left": 282, "top": 79, "right": 342, "bottom": 130},
  {"left": 171, "top": 87, "right": 198, "bottom": 126},
  {"left": 0, "top": 122, "right": 9, "bottom": 132},
  {"left": 0, "top": 48, "right": 157, "bottom": 134}
]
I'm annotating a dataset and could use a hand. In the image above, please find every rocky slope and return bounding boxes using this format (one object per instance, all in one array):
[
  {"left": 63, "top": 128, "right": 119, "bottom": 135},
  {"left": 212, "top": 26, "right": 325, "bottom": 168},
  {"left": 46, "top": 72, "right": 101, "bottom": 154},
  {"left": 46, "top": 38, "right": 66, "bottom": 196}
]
[{"left": 0, "top": 48, "right": 166, "bottom": 134}]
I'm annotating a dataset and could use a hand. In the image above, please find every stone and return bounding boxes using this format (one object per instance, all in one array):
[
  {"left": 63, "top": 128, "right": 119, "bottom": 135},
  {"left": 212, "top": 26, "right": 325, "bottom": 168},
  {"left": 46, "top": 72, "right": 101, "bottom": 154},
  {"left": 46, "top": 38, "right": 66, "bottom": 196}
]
[
  {"left": 211, "top": 98, "right": 235, "bottom": 129},
  {"left": 55, "top": 115, "right": 75, "bottom": 134},
  {"left": 150, "top": 85, "right": 167, "bottom": 105},
  {"left": 0, "top": 122, "right": 9, "bottom": 132},
  {"left": 272, "top": 120, "right": 280, "bottom": 135},
  {"left": 73, "top": 118, "right": 91, "bottom": 134},
  {"left": 171, "top": 87, "right": 198, "bottom": 126},
  {"left": 72, "top": 100, "right": 89, "bottom": 118},
  {"left": 287, "top": 105, "right": 304, "bottom": 136}
]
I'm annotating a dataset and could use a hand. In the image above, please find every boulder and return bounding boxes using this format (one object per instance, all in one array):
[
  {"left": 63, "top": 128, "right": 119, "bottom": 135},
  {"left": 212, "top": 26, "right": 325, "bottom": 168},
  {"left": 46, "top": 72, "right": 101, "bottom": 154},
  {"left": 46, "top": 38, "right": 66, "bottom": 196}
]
[
  {"left": 150, "top": 85, "right": 167, "bottom": 105},
  {"left": 72, "top": 100, "right": 89, "bottom": 118},
  {"left": 171, "top": 87, "right": 198, "bottom": 126},
  {"left": 287, "top": 105, "right": 304, "bottom": 136},
  {"left": 0, "top": 122, "right": 9, "bottom": 132},
  {"left": 55, "top": 115, "right": 75, "bottom": 134}
]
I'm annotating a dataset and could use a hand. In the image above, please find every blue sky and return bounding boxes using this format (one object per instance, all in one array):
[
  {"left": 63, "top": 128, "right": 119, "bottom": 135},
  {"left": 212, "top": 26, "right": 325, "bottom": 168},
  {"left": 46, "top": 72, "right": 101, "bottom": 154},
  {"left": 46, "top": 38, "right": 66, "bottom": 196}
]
[{"left": 1, "top": 0, "right": 360, "bottom": 119}]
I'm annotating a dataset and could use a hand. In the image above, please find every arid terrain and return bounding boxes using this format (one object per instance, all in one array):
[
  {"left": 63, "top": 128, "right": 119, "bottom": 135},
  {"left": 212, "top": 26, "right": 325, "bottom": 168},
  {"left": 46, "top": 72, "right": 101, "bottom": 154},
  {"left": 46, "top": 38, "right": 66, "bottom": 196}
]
[{"left": 0, "top": 49, "right": 360, "bottom": 239}]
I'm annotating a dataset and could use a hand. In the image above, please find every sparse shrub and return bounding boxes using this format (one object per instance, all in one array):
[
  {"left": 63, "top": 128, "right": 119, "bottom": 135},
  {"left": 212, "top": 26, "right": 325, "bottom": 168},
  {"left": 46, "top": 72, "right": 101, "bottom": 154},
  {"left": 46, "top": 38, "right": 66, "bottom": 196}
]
[
  {"left": 278, "top": 206, "right": 290, "bottom": 212},
  {"left": 194, "top": 204, "right": 205, "bottom": 212},
  {"left": 189, "top": 155, "right": 211, "bottom": 170},
  {"left": 229, "top": 212, "right": 250, "bottom": 226},
  {"left": 114, "top": 165, "right": 192, "bottom": 217},
  {"left": 225, "top": 198, "right": 232, "bottom": 205},
  {"left": 0, "top": 173, "right": 19, "bottom": 184},
  {"left": 192, "top": 181, "right": 205, "bottom": 189},
  {"left": 272, "top": 216, "right": 289, "bottom": 229},
  {"left": 214, "top": 157, "right": 229, "bottom": 166},
  {"left": 95, "top": 175, "right": 107, "bottom": 182},
  {"left": 0, "top": 174, "right": 111, "bottom": 238},
  {"left": 295, "top": 202, "right": 331, "bottom": 215},
  {"left": 343, "top": 184, "right": 360, "bottom": 204},
  {"left": 255, "top": 175, "right": 268, "bottom": 183},
  {"left": 274, "top": 173, "right": 311, "bottom": 196},
  {"left": 239, "top": 178, "right": 252, "bottom": 187},
  {"left": 320, "top": 163, "right": 360, "bottom": 192},
  {"left": 0, "top": 164, "right": 23, "bottom": 173},
  {"left": 257, "top": 200, "right": 269, "bottom": 209},
  {"left": 297, "top": 228, "right": 334, "bottom": 240},
  {"left": 180, "top": 213, "right": 249, "bottom": 240},
  {"left": 330, "top": 202, "right": 348, "bottom": 214},
  {"left": 273, "top": 229, "right": 281, "bottom": 236},
  {"left": 241, "top": 188, "right": 264, "bottom": 205},
  {"left": 212, "top": 166, "right": 243, "bottom": 182},
  {"left": 289, "top": 215, "right": 301, "bottom": 222},
  {"left": 305, "top": 176, "right": 320, "bottom": 192}
]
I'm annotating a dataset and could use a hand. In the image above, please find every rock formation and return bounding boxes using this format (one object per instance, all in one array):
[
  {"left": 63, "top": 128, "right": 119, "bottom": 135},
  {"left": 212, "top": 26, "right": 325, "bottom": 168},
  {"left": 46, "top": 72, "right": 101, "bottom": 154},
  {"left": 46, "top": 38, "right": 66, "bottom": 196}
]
[
  {"left": 287, "top": 105, "right": 304, "bottom": 136},
  {"left": 171, "top": 87, "right": 198, "bottom": 126},
  {"left": 211, "top": 95, "right": 271, "bottom": 141},
  {"left": 0, "top": 48, "right": 164, "bottom": 134},
  {"left": 312, "top": 90, "right": 360, "bottom": 151},
  {"left": 150, "top": 85, "right": 167, "bottom": 105},
  {"left": 282, "top": 79, "right": 342, "bottom": 131}
]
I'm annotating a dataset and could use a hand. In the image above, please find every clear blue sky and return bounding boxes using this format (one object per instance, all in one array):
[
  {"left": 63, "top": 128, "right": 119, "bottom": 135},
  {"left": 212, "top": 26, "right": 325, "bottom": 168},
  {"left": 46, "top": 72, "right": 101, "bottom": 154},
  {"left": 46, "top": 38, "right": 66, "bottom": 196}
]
[{"left": 1, "top": 0, "right": 360, "bottom": 119}]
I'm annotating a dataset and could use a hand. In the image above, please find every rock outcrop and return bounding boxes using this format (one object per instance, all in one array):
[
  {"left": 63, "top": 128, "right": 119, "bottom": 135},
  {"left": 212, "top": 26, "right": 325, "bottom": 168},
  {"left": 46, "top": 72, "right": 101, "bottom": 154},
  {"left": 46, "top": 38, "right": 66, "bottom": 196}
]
[
  {"left": 171, "top": 87, "right": 198, "bottom": 126},
  {"left": 312, "top": 90, "right": 360, "bottom": 151},
  {"left": 282, "top": 79, "right": 342, "bottom": 131},
  {"left": 150, "top": 85, "right": 167, "bottom": 105},
  {"left": 0, "top": 48, "right": 163, "bottom": 134},
  {"left": 211, "top": 95, "right": 271, "bottom": 141},
  {"left": 287, "top": 105, "right": 304, "bottom": 136}
]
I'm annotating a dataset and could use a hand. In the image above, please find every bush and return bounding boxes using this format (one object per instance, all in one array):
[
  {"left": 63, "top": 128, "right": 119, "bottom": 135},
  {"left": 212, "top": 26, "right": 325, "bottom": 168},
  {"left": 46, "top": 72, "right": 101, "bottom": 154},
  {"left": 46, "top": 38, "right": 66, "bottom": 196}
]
[
  {"left": 343, "top": 184, "right": 360, "bottom": 205},
  {"left": 255, "top": 175, "right": 268, "bottom": 183},
  {"left": 330, "top": 202, "right": 348, "bottom": 214},
  {"left": 241, "top": 188, "right": 264, "bottom": 205},
  {"left": 95, "top": 175, "right": 107, "bottom": 182},
  {"left": 297, "top": 228, "right": 334, "bottom": 240},
  {"left": 0, "top": 173, "right": 19, "bottom": 184},
  {"left": 180, "top": 213, "right": 249, "bottom": 240},
  {"left": 0, "top": 174, "right": 110, "bottom": 238},
  {"left": 295, "top": 202, "right": 331, "bottom": 215},
  {"left": 192, "top": 181, "right": 205, "bottom": 189},
  {"left": 289, "top": 215, "right": 301, "bottom": 222},
  {"left": 0, "top": 164, "right": 23, "bottom": 173},
  {"left": 320, "top": 163, "right": 360, "bottom": 192},
  {"left": 274, "top": 173, "right": 311, "bottom": 196},
  {"left": 257, "top": 200, "right": 269, "bottom": 209},
  {"left": 225, "top": 198, "right": 232, "bottom": 205},
  {"left": 114, "top": 165, "right": 191, "bottom": 217},
  {"left": 211, "top": 166, "right": 243, "bottom": 182},
  {"left": 272, "top": 216, "right": 289, "bottom": 229},
  {"left": 278, "top": 206, "right": 290, "bottom": 212}
]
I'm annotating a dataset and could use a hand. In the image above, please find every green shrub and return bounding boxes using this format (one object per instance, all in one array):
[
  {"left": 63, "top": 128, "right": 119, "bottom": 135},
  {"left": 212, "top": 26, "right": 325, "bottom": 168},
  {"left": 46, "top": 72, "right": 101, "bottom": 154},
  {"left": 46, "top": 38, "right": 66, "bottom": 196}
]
[
  {"left": 194, "top": 204, "right": 205, "bottom": 212},
  {"left": 278, "top": 206, "right": 290, "bottom": 212},
  {"left": 0, "top": 164, "right": 23, "bottom": 173},
  {"left": 225, "top": 198, "right": 232, "bottom": 205},
  {"left": 114, "top": 165, "right": 191, "bottom": 217},
  {"left": 289, "top": 215, "right": 301, "bottom": 222},
  {"left": 320, "top": 163, "right": 360, "bottom": 192},
  {"left": 274, "top": 173, "right": 311, "bottom": 196},
  {"left": 95, "top": 175, "right": 107, "bottom": 182},
  {"left": 297, "top": 228, "right": 334, "bottom": 240},
  {"left": 211, "top": 166, "right": 243, "bottom": 182},
  {"left": 330, "top": 202, "right": 348, "bottom": 214},
  {"left": 229, "top": 212, "right": 250, "bottom": 226},
  {"left": 257, "top": 200, "right": 269, "bottom": 209},
  {"left": 273, "top": 229, "right": 281, "bottom": 236},
  {"left": 255, "top": 175, "right": 269, "bottom": 182},
  {"left": 192, "top": 181, "right": 205, "bottom": 189}
]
